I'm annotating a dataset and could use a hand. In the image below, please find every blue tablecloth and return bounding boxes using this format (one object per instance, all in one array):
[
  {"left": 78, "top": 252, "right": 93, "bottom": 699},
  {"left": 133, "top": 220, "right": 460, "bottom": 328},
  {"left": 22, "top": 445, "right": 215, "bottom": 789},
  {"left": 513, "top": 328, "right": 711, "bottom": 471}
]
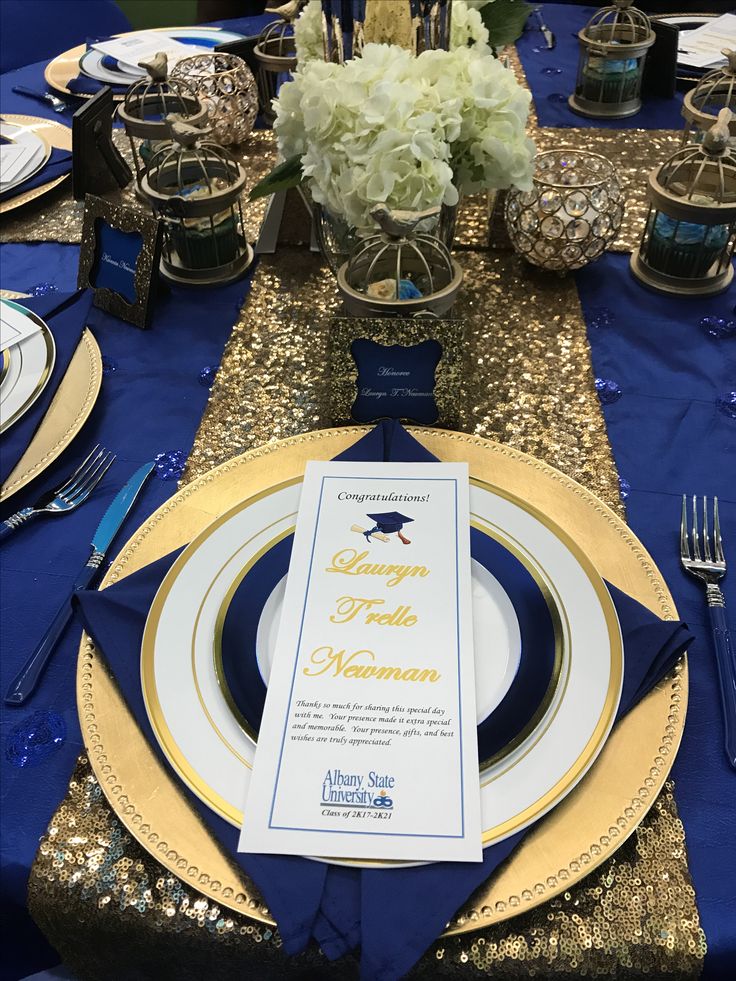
[
  {"left": 577, "top": 254, "right": 736, "bottom": 980},
  {"left": 0, "top": 243, "right": 255, "bottom": 979}
]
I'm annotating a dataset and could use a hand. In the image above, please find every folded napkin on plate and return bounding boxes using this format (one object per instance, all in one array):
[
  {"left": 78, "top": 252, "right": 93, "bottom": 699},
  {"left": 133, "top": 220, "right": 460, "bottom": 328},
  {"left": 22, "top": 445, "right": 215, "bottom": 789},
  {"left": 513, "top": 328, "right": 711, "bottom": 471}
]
[
  {"left": 75, "top": 420, "right": 694, "bottom": 981},
  {"left": 0, "top": 290, "right": 93, "bottom": 487},
  {"left": 66, "top": 36, "right": 131, "bottom": 95},
  {"left": 0, "top": 147, "right": 73, "bottom": 203}
]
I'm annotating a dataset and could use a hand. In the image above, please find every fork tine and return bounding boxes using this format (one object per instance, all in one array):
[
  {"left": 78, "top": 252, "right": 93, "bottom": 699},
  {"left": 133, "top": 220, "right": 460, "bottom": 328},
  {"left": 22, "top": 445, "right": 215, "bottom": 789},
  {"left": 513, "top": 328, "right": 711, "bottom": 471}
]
[
  {"left": 66, "top": 452, "right": 115, "bottom": 505},
  {"left": 61, "top": 447, "right": 107, "bottom": 499},
  {"left": 703, "top": 496, "right": 712, "bottom": 562},
  {"left": 714, "top": 496, "right": 725, "bottom": 563},
  {"left": 680, "top": 495, "right": 690, "bottom": 560},
  {"left": 55, "top": 444, "right": 101, "bottom": 496},
  {"left": 692, "top": 495, "right": 702, "bottom": 560}
]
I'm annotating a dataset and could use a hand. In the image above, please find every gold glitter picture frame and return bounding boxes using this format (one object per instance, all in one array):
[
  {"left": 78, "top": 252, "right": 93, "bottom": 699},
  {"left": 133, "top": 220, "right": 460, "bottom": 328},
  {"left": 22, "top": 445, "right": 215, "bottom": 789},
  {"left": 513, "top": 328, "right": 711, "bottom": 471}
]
[
  {"left": 78, "top": 194, "right": 162, "bottom": 329},
  {"left": 328, "top": 317, "right": 467, "bottom": 429}
]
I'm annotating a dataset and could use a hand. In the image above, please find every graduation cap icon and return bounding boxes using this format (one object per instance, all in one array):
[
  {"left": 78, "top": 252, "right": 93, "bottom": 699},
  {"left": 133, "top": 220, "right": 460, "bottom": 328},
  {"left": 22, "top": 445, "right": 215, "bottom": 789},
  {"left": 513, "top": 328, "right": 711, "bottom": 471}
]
[{"left": 351, "top": 511, "right": 414, "bottom": 545}]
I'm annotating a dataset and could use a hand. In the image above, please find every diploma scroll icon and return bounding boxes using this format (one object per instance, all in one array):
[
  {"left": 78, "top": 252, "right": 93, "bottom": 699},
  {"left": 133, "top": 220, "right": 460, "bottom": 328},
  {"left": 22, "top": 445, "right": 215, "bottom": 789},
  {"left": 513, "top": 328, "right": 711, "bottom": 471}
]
[{"left": 352, "top": 512, "right": 414, "bottom": 545}]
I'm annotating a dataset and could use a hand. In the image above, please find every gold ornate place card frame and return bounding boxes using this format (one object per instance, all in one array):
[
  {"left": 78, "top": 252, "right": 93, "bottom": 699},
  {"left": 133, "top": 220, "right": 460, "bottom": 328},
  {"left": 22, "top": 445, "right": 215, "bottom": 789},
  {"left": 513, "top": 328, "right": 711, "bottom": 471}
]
[{"left": 328, "top": 317, "right": 467, "bottom": 428}]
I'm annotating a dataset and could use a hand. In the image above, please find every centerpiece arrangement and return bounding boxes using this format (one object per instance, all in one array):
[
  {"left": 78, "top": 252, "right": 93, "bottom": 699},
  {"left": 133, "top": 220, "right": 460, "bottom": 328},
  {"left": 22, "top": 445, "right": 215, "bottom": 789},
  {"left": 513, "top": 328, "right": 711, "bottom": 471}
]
[{"left": 252, "top": 0, "right": 536, "bottom": 289}]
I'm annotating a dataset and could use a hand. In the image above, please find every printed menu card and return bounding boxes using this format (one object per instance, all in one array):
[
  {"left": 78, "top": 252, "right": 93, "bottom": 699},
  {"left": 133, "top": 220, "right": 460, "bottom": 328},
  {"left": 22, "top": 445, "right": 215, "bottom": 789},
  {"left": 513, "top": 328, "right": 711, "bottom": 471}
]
[{"left": 239, "top": 461, "right": 482, "bottom": 862}]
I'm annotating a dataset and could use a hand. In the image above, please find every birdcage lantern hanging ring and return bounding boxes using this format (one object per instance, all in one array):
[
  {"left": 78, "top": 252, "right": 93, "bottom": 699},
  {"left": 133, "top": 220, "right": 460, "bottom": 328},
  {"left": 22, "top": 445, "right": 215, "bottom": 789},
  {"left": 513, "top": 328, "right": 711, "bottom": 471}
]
[
  {"left": 117, "top": 53, "right": 208, "bottom": 187},
  {"left": 569, "top": 0, "right": 655, "bottom": 120},
  {"left": 140, "top": 116, "right": 252, "bottom": 287},
  {"left": 681, "top": 49, "right": 736, "bottom": 145},
  {"left": 630, "top": 108, "right": 736, "bottom": 296}
]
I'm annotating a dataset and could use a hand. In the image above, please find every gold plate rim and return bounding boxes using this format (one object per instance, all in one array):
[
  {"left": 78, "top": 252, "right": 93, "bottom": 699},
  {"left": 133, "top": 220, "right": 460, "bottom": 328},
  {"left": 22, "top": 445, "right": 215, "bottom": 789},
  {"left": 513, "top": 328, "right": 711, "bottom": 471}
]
[
  {"left": 76, "top": 427, "right": 687, "bottom": 936},
  {"left": 0, "top": 114, "right": 72, "bottom": 215},
  {"left": 0, "top": 326, "right": 103, "bottom": 502}
]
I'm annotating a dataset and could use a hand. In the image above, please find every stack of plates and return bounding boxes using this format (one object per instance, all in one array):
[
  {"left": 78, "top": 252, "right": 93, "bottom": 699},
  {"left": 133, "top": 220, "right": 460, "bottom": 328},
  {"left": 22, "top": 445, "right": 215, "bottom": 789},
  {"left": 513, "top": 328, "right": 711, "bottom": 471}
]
[
  {"left": 0, "top": 121, "right": 51, "bottom": 198},
  {"left": 0, "top": 299, "right": 55, "bottom": 435},
  {"left": 77, "top": 27, "right": 246, "bottom": 87}
]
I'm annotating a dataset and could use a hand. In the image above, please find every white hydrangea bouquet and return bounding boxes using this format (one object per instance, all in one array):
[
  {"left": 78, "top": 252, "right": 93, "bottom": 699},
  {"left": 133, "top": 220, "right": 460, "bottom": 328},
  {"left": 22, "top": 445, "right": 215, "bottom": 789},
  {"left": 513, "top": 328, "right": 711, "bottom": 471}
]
[{"left": 252, "top": 0, "right": 536, "bottom": 236}]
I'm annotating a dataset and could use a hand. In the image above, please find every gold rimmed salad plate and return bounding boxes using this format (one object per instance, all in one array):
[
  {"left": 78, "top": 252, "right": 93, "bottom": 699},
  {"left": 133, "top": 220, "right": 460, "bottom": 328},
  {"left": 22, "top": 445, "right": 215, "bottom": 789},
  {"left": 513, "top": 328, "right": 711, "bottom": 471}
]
[{"left": 77, "top": 429, "right": 686, "bottom": 930}]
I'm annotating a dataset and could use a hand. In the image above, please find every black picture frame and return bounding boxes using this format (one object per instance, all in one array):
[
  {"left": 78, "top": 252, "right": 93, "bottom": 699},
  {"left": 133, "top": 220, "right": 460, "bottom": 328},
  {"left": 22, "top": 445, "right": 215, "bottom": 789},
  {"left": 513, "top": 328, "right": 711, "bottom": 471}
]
[
  {"left": 72, "top": 86, "right": 132, "bottom": 200},
  {"left": 77, "top": 195, "right": 163, "bottom": 329}
]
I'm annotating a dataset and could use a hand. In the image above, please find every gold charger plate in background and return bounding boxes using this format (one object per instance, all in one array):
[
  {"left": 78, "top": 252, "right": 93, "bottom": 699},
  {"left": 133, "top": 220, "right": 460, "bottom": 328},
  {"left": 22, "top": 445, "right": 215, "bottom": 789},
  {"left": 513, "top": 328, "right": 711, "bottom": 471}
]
[
  {"left": 0, "top": 290, "right": 103, "bottom": 502},
  {"left": 0, "top": 115, "right": 72, "bottom": 216},
  {"left": 77, "top": 428, "right": 687, "bottom": 937}
]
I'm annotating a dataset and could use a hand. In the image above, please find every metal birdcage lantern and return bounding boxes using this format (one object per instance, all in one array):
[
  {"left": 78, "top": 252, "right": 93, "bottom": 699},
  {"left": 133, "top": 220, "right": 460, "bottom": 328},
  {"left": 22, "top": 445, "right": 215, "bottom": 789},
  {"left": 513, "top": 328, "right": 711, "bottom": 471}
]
[
  {"left": 569, "top": 0, "right": 654, "bottom": 120},
  {"left": 337, "top": 207, "right": 462, "bottom": 317},
  {"left": 631, "top": 109, "right": 736, "bottom": 296},
  {"left": 323, "top": 0, "right": 453, "bottom": 63},
  {"left": 170, "top": 52, "right": 258, "bottom": 146},
  {"left": 141, "top": 117, "right": 252, "bottom": 287},
  {"left": 118, "top": 53, "right": 207, "bottom": 187},
  {"left": 253, "top": 17, "right": 298, "bottom": 125},
  {"left": 681, "top": 49, "right": 736, "bottom": 146}
]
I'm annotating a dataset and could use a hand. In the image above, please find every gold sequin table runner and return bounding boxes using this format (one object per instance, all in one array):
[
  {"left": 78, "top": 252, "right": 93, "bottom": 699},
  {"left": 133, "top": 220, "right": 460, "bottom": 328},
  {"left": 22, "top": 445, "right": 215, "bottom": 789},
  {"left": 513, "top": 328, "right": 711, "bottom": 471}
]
[{"left": 12, "top": 47, "right": 705, "bottom": 981}]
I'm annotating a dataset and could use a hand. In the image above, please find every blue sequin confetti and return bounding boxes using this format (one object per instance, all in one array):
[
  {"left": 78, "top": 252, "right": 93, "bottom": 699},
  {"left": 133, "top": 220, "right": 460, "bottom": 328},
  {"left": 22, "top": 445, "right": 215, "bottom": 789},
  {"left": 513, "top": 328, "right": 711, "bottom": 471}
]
[
  {"left": 154, "top": 450, "right": 188, "bottom": 480},
  {"left": 198, "top": 365, "right": 218, "bottom": 388},
  {"left": 27, "top": 282, "right": 57, "bottom": 297},
  {"left": 6, "top": 711, "right": 66, "bottom": 767},
  {"left": 547, "top": 93, "right": 568, "bottom": 104},
  {"left": 541, "top": 67, "right": 563, "bottom": 76},
  {"left": 101, "top": 357, "right": 118, "bottom": 375},
  {"left": 700, "top": 316, "right": 736, "bottom": 339},
  {"left": 716, "top": 391, "right": 736, "bottom": 419},
  {"left": 589, "top": 306, "right": 615, "bottom": 329},
  {"left": 595, "top": 378, "right": 623, "bottom": 404},
  {"left": 618, "top": 477, "right": 631, "bottom": 501}
]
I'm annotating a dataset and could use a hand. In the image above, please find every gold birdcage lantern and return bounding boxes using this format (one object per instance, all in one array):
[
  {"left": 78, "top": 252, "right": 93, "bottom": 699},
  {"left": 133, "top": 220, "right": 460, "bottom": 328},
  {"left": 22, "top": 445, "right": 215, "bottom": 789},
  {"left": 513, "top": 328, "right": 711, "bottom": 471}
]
[
  {"left": 569, "top": 0, "right": 654, "bottom": 120},
  {"left": 253, "top": 17, "right": 298, "bottom": 125},
  {"left": 322, "top": 0, "right": 453, "bottom": 63},
  {"left": 117, "top": 53, "right": 207, "bottom": 187},
  {"left": 631, "top": 109, "right": 736, "bottom": 296},
  {"left": 681, "top": 49, "right": 736, "bottom": 146},
  {"left": 170, "top": 52, "right": 258, "bottom": 146},
  {"left": 337, "top": 206, "right": 462, "bottom": 317},
  {"left": 141, "top": 117, "right": 252, "bottom": 287}
]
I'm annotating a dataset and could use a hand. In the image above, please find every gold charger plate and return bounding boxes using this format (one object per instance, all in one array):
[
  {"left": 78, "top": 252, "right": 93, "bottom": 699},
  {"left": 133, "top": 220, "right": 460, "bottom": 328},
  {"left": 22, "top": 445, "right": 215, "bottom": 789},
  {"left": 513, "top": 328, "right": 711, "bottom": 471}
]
[
  {"left": 0, "top": 115, "right": 72, "bottom": 216},
  {"left": 0, "top": 290, "right": 102, "bottom": 503},
  {"left": 77, "top": 427, "right": 687, "bottom": 937}
]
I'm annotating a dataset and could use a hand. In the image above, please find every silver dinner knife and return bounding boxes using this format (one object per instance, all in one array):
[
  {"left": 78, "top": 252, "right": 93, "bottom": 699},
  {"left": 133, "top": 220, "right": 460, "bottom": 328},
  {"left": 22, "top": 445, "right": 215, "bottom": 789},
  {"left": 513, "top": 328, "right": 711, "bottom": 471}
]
[{"left": 4, "top": 460, "right": 155, "bottom": 706}]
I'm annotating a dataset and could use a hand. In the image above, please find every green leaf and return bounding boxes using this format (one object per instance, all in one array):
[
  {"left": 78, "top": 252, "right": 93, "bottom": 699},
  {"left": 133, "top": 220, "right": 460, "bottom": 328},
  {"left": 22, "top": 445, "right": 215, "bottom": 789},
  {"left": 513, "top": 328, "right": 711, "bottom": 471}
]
[
  {"left": 249, "top": 154, "right": 303, "bottom": 201},
  {"left": 480, "top": 0, "right": 534, "bottom": 50}
]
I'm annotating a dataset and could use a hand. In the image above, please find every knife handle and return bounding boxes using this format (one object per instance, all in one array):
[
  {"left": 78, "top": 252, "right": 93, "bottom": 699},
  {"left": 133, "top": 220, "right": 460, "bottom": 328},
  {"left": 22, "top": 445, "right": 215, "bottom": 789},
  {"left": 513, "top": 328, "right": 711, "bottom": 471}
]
[
  {"left": 4, "top": 559, "right": 101, "bottom": 706},
  {"left": 708, "top": 601, "right": 736, "bottom": 770}
]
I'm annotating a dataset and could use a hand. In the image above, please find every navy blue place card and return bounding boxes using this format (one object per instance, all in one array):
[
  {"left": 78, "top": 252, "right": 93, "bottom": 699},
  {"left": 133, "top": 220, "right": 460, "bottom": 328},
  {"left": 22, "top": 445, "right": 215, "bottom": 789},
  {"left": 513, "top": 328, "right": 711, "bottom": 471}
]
[
  {"left": 329, "top": 317, "right": 466, "bottom": 428},
  {"left": 78, "top": 195, "right": 162, "bottom": 328}
]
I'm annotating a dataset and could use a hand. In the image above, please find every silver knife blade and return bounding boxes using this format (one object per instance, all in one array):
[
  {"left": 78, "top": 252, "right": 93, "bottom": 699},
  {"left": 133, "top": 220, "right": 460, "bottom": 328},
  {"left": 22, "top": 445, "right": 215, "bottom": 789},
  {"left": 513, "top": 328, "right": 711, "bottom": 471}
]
[{"left": 91, "top": 460, "right": 155, "bottom": 556}]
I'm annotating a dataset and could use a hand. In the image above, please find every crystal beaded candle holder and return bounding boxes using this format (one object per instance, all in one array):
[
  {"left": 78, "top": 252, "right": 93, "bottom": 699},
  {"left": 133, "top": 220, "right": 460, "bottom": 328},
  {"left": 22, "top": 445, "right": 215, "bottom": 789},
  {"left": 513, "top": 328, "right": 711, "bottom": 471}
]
[
  {"left": 505, "top": 149, "right": 625, "bottom": 273},
  {"left": 170, "top": 52, "right": 258, "bottom": 146}
]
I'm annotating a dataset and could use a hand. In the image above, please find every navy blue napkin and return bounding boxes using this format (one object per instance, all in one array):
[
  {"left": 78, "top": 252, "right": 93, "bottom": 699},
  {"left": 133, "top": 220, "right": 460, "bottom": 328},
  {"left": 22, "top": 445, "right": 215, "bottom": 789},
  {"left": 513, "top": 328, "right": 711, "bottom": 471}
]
[
  {"left": 0, "top": 147, "right": 72, "bottom": 203},
  {"left": 66, "top": 36, "right": 129, "bottom": 95},
  {"left": 0, "top": 290, "right": 92, "bottom": 486},
  {"left": 75, "top": 420, "right": 694, "bottom": 980}
]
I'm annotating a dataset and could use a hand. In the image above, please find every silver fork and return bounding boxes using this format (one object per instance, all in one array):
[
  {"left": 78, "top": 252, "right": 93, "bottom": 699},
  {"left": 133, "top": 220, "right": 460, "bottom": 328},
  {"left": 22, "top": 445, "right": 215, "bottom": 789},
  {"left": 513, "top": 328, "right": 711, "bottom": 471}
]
[
  {"left": 0, "top": 446, "right": 115, "bottom": 542},
  {"left": 680, "top": 495, "right": 736, "bottom": 770}
]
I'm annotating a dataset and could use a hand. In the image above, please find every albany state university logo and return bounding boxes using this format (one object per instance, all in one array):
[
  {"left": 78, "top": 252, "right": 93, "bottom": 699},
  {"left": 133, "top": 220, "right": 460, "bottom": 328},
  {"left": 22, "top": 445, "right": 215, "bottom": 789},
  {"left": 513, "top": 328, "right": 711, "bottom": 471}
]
[{"left": 321, "top": 769, "right": 395, "bottom": 809}]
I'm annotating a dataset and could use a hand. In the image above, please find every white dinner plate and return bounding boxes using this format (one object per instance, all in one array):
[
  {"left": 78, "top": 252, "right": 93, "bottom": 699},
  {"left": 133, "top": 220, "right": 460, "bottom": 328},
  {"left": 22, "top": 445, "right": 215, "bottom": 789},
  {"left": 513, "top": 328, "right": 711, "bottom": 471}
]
[
  {"left": 0, "top": 300, "right": 55, "bottom": 435},
  {"left": 79, "top": 28, "right": 246, "bottom": 85},
  {"left": 142, "top": 475, "right": 622, "bottom": 867},
  {"left": 0, "top": 121, "right": 50, "bottom": 195}
]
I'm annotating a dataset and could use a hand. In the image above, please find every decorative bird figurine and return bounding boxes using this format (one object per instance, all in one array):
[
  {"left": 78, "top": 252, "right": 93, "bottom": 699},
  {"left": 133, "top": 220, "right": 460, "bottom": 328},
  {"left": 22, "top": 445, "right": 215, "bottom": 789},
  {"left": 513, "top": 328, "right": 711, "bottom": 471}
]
[
  {"left": 703, "top": 108, "right": 733, "bottom": 155},
  {"left": 369, "top": 204, "right": 442, "bottom": 239},
  {"left": 266, "top": 0, "right": 302, "bottom": 22},
  {"left": 138, "top": 52, "right": 168, "bottom": 81},
  {"left": 166, "top": 114, "right": 210, "bottom": 147}
]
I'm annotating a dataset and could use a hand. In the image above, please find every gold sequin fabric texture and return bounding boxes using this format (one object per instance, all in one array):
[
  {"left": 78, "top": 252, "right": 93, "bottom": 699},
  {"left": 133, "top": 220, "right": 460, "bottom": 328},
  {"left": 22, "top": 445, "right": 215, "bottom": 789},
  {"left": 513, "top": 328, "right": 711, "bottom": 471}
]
[
  {"left": 0, "top": 130, "right": 277, "bottom": 245},
  {"left": 21, "top": 41, "right": 705, "bottom": 981}
]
